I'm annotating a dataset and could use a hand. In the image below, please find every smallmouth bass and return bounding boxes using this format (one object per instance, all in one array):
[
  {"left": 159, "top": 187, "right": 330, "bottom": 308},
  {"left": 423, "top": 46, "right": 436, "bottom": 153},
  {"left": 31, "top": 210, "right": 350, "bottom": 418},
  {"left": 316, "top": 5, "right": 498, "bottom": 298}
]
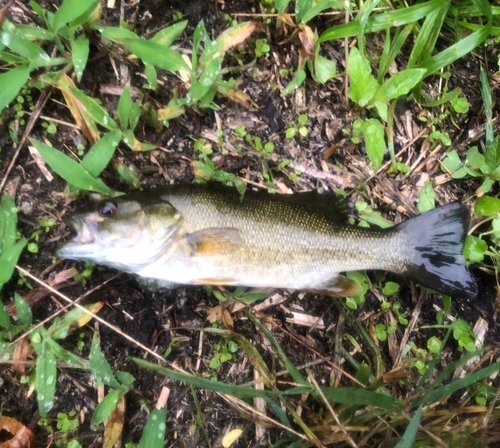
[{"left": 57, "top": 185, "right": 477, "bottom": 299}]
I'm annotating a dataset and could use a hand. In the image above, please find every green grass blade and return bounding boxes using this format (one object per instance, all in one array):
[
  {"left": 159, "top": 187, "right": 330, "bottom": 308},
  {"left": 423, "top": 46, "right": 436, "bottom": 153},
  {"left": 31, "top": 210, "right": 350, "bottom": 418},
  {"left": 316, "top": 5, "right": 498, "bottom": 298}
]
[
  {"left": 321, "top": 387, "right": 403, "bottom": 412},
  {"left": 418, "top": 360, "right": 500, "bottom": 407},
  {"left": 422, "top": 86, "right": 461, "bottom": 107},
  {"left": 29, "top": 138, "right": 114, "bottom": 195},
  {"left": 244, "top": 310, "right": 309, "bottom": 387},
  {"left": 480, "top": 66, "right": 493, "bottom": 144},
  {"left": 318, "top": 0, "right": 445, "bottom": 43},
  {"left": 132, "top": 358, "right": 311, "bottom": 398},
  {"left": 81, "top": 130, "right": 122, "bottom": 178},
  {"left": 0, "top": 64, "right": 30, "bottom": 114},
  {"left": 0, "top": 241, "right": 27, "bottom": 286},
  {"left": 422, "top": 22, "right": 491, "bottom": 75},
  {"left": 407, "top": 0, "right": 450, "bottom": 69},
  {"left": 394, "top": 405, "right": 423, "bottom": 448}
]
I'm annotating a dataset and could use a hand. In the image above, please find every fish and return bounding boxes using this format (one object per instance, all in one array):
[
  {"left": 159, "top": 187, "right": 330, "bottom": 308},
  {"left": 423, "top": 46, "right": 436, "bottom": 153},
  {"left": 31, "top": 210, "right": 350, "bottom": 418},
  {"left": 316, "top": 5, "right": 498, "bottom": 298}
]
[{"left": 56, "top": 184, "right": 477, "bottom": 299}]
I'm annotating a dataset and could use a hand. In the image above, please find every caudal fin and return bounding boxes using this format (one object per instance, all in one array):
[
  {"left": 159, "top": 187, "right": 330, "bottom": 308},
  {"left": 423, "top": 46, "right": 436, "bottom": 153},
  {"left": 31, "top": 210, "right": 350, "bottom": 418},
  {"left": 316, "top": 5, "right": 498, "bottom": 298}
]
[{"left": 396, "top": 203, "right": 477, "bottom": 299}]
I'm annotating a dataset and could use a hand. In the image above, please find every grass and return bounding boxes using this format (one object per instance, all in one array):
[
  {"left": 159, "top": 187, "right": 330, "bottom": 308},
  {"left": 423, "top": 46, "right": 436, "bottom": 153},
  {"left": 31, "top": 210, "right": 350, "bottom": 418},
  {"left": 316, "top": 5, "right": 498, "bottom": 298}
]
[{"left": 0, "top": 0, "right": 499, "bottom": 446}]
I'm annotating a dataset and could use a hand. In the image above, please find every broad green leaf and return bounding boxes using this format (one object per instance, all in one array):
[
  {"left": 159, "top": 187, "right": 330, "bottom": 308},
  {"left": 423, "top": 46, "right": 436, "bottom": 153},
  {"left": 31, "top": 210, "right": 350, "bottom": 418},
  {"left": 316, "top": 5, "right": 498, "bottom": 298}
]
[
  {"left": 0, "top": 64, "right": 30, "bottom": 114},
  {"left": 301, "top": 0, "right": 342, "bottom": 24},
  {"left": 90, "top": 333, "right": 120, "bottom": 388},
  {"left": 14, "top": 24, "right": 54, "bottom": 41},
  {"left": 275, "top": 0, "right": 292, "bottom": 14},
  {"left": 382, "top": 282, "right": 400, "bottom": 296},
  {"left": 375, "top": 69, "right": 426, "bottom": 102},
  {"left": 394, "top": 405, "right": 423, "bottom": 448},
  {"left": 69, "top": 88, "right": 117, "bottom": 131},
  {"left": 199, "top": 22, "right": 256, "bottom": 69},
  {"left": 144, "top": 62, "right": 157, "bottom": 90},
  {"left": 463, "top": 235, "right": 487, "bottom": 262},
  {"left": 475, "top": 196, "right": 500, "bottom": 216},
  {"left": 315, "top": 53, "right": 336, "bottom": 84},
  {"left": 29, "top": 138, "right": 114, "bottom": 195},
  {"left": 117, "top": 88, "right": 131, "bottom": 129},
  {"left": 46, "top": 337, "right": 88, "bottom": 368},
  {"left": 129, "top": 102, "right": 141, "bottom": 131},
  {"left": 353, "top": 118, "right": 385, "bottom": 171},
  {"left": 0, "top": 241, "right": 27, "bottom": 286},
  {"left": 151, "top": 20, "right": 188, "bottom": 46},
  {"left": 138, "top": 406, "right": 168, "bottom": 448},
  {"left": 81, "top": 131, "right": 122, "bottom": 178},
  {"left": 0, "top": 195, "right": 17, "bottom": 253},
  {"left": 295, "top": 0, "right": 313, "bottom": 23},
  {"left": 53, "top": 0, "right": 98, "bottom": 32},
  {"left": 281, "top": 69, "right": 306, "bottom": 97},
  {"left": 347, "top": 47, "right": 378, "bottom": 107},
  {"left": 34, "top": 337, "right": 57, "bottom": 417},
  {"left": 48, "top": 302, "right": 104, "bottom": 340},
  {"left": 92, "top": 389, "right": 121, "bottom": 424},
  {"left": 486, "top": 141, "right": 500, "bottom": 169},
  {"left": 115, "top": 163, "right": 141, "bottom": 188},
  {"left": 3, "top": 27, "right": 49, "bottom": 61},
  {"left": 319, "top": 0, "right": 445, "bottom": 43},
  {"left": 99, "top": 26, "right": 139, "bottom": 41},
  {"left": 14, "top": 293, "right": 32, "bottom": 326},
  {"left": 417, "top": 180, "right": 435, "bottom": 213},
  {"left": 120, "top": 38, "right": 190, "bottom": 72},
  {"left": 116, "top": 371, "right": 135, "bottom": 387},
  {"left": 72, "top": 34, "right": 89, "bottom": 82},
  {"left": 0, "top": 302, "right": 11, "bottom": 330},
  {"left": 441, "top": 149, "right": 462, "bottom": 172}
]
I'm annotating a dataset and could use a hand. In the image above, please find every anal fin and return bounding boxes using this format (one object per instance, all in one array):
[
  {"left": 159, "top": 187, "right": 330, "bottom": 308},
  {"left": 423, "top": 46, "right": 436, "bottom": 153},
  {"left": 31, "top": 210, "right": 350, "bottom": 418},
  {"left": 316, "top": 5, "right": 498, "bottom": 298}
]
[{"left": 308, "top": 275, "right": 362, "bottom": 297}]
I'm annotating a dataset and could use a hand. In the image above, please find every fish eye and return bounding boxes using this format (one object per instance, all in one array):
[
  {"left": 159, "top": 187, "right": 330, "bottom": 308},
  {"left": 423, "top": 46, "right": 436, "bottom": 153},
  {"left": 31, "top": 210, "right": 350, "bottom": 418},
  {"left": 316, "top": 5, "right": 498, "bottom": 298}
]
[{"left": 98, "top": 201, "right": 118, "bottom": 217}]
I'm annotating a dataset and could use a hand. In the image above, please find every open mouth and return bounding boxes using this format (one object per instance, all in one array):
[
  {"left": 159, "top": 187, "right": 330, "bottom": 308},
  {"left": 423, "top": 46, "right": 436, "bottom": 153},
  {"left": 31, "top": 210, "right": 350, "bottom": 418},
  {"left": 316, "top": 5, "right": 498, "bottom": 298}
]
[{"left": 56, "top": 216, "right": 97, "bottom": 258}]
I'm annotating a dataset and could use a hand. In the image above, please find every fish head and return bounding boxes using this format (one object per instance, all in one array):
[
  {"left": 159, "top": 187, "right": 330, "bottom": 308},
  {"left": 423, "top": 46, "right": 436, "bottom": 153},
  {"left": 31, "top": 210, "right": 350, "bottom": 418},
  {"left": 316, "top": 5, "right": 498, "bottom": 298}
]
[{"left": 56, "top": 196, "right": 183, "bottom": 272}]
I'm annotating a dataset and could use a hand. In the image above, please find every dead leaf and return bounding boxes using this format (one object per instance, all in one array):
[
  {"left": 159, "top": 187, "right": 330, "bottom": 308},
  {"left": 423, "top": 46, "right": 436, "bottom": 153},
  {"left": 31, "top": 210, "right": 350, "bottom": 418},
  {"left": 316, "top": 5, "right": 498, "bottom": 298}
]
[
  {"left": 12, "top": 338, "right": 31, "bottom": 377},
  {"left": 298, "top": 24, "right": 315, "bottom": 59},
  {"left": 103, "top": 395, "right": 125, "bottom": 448},
  {"left": 47, "top": 269, "right": 77, "bottom": 287},
  {"left": 28, "top": 146, "right": 54, "bottom": 182},
  {"left": 0, "top": 416, "right": 36, "bottom": 448},
  {"left": 222, "top": 428, "right": 243, "bottom": 447}
]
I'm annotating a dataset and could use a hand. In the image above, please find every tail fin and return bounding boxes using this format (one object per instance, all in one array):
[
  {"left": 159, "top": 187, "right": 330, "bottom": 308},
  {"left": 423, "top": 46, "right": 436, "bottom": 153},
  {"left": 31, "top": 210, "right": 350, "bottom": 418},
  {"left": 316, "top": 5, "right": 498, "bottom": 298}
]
[{"left": 397, "top": 203, "right": 477, "bottom": 299}]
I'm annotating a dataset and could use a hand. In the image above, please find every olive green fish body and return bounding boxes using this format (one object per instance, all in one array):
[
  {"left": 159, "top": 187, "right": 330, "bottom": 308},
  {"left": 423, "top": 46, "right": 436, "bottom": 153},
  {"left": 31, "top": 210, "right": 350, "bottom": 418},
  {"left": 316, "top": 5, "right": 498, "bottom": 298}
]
[{"left": 57, "top": 185, "right": 477, "bottom": 299}]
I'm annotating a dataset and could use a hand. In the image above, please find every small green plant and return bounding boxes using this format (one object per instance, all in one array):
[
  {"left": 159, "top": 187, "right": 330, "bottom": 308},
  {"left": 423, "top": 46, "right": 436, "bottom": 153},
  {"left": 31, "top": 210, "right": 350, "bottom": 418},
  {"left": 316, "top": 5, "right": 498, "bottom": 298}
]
[
  {"left": 209, "top": 339, "right": 239, "bottom": 369},
  {"left": 285, "top": 114, "right": 308, "bottom": 139},
  {"left": 39, "top": 410, "right": 81, "bottom": 447},
  {"left": 172, "top": 11, "right": 182, "bottom": 21},
  {"left": 254, "top": 38, "right": 270, "bottom": 58},
  {"left": 73, "top": 262, "right": 95, "bottom": 285}
]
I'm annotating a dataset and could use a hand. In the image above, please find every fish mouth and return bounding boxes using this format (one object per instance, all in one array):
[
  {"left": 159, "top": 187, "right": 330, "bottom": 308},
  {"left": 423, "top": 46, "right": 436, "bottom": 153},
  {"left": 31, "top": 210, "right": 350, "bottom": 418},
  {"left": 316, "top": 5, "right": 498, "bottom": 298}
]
[{"left": 56, "top": 215, "right": 97, "bottom": 258}]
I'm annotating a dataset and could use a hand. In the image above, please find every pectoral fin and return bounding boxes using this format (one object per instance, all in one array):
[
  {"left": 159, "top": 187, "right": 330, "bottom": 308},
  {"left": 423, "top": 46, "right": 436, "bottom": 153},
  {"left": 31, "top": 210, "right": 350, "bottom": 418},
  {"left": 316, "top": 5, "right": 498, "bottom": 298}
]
[
  {"left": 308, "top": 275, "right": 362, "bottom": 297},
  {"left": 186, "top": 228, "right": 243, "bottom": 257}
]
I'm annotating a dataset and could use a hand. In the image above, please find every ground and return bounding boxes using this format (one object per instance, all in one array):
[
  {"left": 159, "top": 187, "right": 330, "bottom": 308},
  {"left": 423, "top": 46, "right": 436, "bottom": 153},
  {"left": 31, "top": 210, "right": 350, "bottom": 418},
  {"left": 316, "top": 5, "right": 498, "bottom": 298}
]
[{"left": 0, "top": 0, "right": 500, "bottom": 447}]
